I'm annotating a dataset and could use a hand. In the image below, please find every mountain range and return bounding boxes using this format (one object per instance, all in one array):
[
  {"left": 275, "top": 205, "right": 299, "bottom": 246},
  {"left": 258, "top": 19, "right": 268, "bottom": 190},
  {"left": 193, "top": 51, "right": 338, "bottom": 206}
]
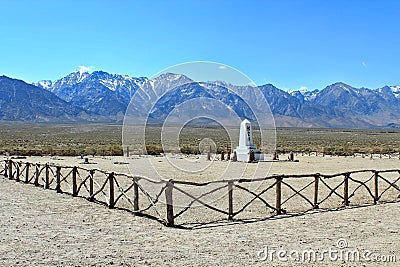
[{"left": 0, "top": 70, "right": 399, "bottom": 128}]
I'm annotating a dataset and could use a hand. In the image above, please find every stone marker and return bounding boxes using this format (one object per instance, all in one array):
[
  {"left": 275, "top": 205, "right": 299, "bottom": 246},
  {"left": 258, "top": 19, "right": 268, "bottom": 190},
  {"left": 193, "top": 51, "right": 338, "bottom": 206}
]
[
  {"left": 232, "top": 151, "right": 237, "bottom": 161},
  {"left": 232, "top": 119, "right": 264, "bottom": 162}
]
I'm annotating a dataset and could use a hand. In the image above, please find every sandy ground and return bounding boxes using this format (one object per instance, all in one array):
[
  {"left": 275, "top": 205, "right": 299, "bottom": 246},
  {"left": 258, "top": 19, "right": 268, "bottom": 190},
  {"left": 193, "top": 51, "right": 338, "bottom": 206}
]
[
  {"left": 6, "top": 153, "right": 400, "bottom": 180},
  {"left": 0, "top": 155, "right": 399, "bottom": 266}
]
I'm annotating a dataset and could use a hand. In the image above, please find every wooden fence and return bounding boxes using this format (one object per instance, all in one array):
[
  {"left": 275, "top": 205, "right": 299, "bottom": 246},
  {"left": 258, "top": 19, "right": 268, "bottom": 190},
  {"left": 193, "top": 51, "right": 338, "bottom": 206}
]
[
  {"left": 1, "top": 160, "right": 399, "bottom": 227},
  {"left": 292, "top": 151, "right": 400, "bottom": 159}
]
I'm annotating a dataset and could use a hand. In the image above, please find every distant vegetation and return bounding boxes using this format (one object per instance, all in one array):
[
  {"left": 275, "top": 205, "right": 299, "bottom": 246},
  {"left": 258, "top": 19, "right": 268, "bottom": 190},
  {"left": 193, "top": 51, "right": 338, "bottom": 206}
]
[
  {"left": 276, "top": 128, "right": 400, "bottom": 156},
  {"left": 0, "top": 123, "right": 399, "bottom": 156},
  {"left": 0, "top": 123, "right": 123, "bottom": 157}
]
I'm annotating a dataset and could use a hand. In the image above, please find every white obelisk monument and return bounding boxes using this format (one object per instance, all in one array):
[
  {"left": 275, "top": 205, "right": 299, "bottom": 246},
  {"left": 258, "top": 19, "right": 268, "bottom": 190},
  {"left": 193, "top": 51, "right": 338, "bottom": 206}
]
[{"left": 233, "top": 119, "right": 264, "bottom": 162}]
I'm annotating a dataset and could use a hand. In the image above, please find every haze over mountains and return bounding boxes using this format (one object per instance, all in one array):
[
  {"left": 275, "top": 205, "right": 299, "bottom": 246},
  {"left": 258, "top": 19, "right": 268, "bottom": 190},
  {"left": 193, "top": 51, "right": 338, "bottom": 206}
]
[{"left": 0, "top": 70, "right": 399, "bottom": 128}]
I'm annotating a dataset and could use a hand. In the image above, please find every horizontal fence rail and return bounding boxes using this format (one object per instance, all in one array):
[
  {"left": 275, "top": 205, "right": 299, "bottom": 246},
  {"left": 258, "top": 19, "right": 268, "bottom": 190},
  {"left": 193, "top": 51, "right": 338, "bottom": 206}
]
[
  {"left": 1, "top": 160, "right": 399, "bottom": 227},
  {"left": 291, "top": 151, "right": 400, "bottom": 159}
]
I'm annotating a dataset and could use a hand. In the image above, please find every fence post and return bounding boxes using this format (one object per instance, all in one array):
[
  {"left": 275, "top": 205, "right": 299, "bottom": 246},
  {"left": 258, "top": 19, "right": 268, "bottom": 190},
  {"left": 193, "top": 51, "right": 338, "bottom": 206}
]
[
  {"left": 72, "top": 167, "right": 77, "bottom": 196},
  {"left": 108, "top": 172, "right": 115, "bottom": 208},
  {"left": 374, "top": 171, "right": 379, "bottom": 204},
  {"left": 276, "top": 176, "right": 282, "bottom": 215},
  {"left": 133, "top": 177, "right": 139, "bottom": 213},
  {"left": 343, "top": 173, "right": 349, "bottom": 206},
  {"left": 8, "top": 160, "right": 13, "bottom": 179},
  {"left": 89, "top": 170, "right": 94, "bottom": 201},
  {"left": 15, "top": 162, "right": 20, "bottom": 182},
  {"left": 56, "top": 166, "right": 62, "bottom": 193},
  {"left": 228, "top": 181, "right": 234, "bottom": 220},
  {"left": 44, "top": 164, "right": 49, "bottom": 189},
  {"left": 3, "top": 160, "right": 8, "bottom": 178},
  {"left": 34, "top": 164, "right": 40, "bottom": 186},
  {"left": 313, "top": 174, "right": 319, "bottom": 209},
  {"left": 25, "top": 162, "right": 29, "bottom": 183},
  {"left": 165, "top": 180, "right": 174, "bottom": 227}
]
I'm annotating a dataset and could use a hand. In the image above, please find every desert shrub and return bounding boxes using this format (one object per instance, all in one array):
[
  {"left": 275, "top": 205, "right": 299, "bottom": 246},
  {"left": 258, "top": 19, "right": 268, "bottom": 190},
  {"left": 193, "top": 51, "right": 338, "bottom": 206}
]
[
  {"left": 110, "top": 145, "right": 123, "bottom": 156},
  {"left": 180, "top": 145, "right": 199, "bottom": 155},
  {"left": 145, "top": 144, "right": 164, "bottom": 155}
]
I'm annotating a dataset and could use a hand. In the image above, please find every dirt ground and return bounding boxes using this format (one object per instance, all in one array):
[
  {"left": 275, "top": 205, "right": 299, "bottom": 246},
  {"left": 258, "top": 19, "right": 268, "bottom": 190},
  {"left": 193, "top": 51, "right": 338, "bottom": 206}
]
[
  {"left": 6, "top": 153, "right": 400, "bottom": 180},
  {"left": 0, "top": 155, "right": 399, "bottom": 266}
]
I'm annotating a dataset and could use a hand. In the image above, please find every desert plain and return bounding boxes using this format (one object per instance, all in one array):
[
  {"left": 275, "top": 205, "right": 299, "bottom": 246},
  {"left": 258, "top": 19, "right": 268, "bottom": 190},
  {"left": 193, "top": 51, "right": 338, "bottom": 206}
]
[{"left": 0, "top": 153, "right": 399, "bottom": 266}]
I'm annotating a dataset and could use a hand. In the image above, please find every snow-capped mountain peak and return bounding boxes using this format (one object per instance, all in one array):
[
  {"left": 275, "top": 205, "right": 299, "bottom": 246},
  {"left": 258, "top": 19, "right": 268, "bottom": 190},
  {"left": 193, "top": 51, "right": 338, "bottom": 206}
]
[
  {"left": 33, "top": 80, "right": 53, "bottom": 90},
  {"left": 287, "top": 88, "right": 319, "bottom": 101},
  {"left": 73, "top": 70, "right": 90, "bottom": 83},
  {"left": 390, "top": 85, "right": 400, "bottom": 99},
  {"left": 29, "top": 71, "right": 400, "bottom": 128}
]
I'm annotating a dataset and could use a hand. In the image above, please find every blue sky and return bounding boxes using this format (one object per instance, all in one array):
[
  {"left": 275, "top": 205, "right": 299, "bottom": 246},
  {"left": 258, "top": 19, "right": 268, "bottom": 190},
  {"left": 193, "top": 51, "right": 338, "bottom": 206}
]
[{"left": 0, "top": 0, "right": 399, "bottom": 90}]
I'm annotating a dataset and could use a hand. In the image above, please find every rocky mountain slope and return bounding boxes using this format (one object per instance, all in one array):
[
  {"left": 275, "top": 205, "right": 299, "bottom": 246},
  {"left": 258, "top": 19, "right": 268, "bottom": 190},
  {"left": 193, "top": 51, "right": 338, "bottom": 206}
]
[
  {"left": 0, "top": 76, "right": 97, "bottom": 122},
  {"left": 2, "top": 70, "right": 398, "bottom": 128}
]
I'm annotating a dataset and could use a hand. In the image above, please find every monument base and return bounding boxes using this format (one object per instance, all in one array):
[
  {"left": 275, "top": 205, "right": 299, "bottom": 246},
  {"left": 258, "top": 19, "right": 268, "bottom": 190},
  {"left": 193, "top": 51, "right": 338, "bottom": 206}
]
[{"left": 233, "top": 146, "right": 264, "bottom": 162}]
